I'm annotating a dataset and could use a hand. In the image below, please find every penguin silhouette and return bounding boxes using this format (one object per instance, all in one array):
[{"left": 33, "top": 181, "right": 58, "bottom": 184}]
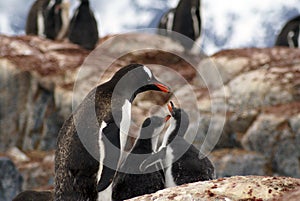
[
  {"left": 26, "top": 0, "right": 50, "bottom": 36},
  {"left": 26, "top": 0, "right": 69, "bottom": 40},
  {"left": 275, "top": 15, "right": 300, "bottom": 48},
  {"left": 55, "top": 64, "right": 170, "bottom": 201},
  {"left": 12, "top": 190, "right": 53, "bottom": 201},
  {"left": 157, "top": 0, "right": 201, "bottom": 49},
  {"left": 112, "top": 115, "right": 170, "bottom": 200},
  {"left": 68, "top": 0, "right": 99, "bottom": 50},
  {"left": 140, "top": 101, "right": 214, "bottom": 188}
]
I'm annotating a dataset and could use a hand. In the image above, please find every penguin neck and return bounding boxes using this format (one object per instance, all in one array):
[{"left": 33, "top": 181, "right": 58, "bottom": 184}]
[
  {"left": 167, "top": 127, "right": 179, "bottom": 144},
  {"left": 112, "top": 84, "right": 138, "bottom": 103},
  {"left": 160, "top": 119, "right": 176, "bottom": 148},
  {"left": 166, "top": 118, "right": 187, "bottom": 145}
]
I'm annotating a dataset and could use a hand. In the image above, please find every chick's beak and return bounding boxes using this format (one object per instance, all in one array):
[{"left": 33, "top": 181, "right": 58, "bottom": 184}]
[
  {"left": 167, "top": 101, "right": 174, "bottom": 113},
  {"left": 164, "top": 115, "right": 171, "bottom": 122}
]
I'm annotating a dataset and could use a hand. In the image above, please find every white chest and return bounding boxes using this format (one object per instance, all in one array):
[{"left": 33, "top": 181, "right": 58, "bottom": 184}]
[
  {"left": 119, "top": 100, "right": 131, "bottom": 163},
  {"left": 165, "top": 146, "right": 177, "bottom": 188},
  {"left": 97, "top": 121, "right": 108, "bottom": 183},
  {"left": 97, "top": 183, "right": 112, "bottom": 201}
]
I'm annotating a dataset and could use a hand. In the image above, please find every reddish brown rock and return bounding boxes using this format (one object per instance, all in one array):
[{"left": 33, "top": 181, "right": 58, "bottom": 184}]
[{"left": 127, "top": 176, "right": 300, "bottom": 201}]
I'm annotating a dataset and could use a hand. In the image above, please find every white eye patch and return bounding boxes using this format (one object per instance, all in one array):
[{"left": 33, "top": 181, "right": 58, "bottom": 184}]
[{"left": 143, "top": 66, "right": 152, "bottom": 80}]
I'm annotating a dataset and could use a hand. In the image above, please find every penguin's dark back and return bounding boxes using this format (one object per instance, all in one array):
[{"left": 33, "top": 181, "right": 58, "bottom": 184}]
[
  {"left": 171, "top": 139, "right": 214, "bottom": 185},
  {"left": 173, "top": 0, "right": 201, "bottom": 41},
  {"left": 55, "top": 116, "right": 99, "bottom": 200},
  {"left": 68, "top": 2, "right": 99, "bottom": 50},
  {"left": 54, "top": 86, "right": 113, "bottom": 200}
]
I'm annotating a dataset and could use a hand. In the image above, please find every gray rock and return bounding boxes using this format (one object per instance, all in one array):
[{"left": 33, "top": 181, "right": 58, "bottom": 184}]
[
  {"left": 0, "top": 157, "right": 23, "bottom": 201},
  {"left": 242, "top": 114, "right": 286, "bottom": 155},
  {"left": 290, "top": 114, "right": 300, "bottom": 160},
  {"left": 273, "top": 139, "right": 300, "bottom": 177},
  {"left": 210, "top": 149, "right": 268, "bottom": 178},
  {"left": 0, "top": 66, "right": 64, "bottom": 151},
  {"left": 242, "top": 113, "right": 300, "bottom": 177},
  {"left": 0, "top": 35, "right": 87, "bottom": 152}
]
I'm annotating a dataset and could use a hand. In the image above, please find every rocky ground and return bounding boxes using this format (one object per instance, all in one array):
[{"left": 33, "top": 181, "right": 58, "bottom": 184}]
[
  {"left": 1, "top": 34, "right": 300, "bottom": 200},
  {"left": 127, "top": 176, "right": 300, "bottom": 201}
]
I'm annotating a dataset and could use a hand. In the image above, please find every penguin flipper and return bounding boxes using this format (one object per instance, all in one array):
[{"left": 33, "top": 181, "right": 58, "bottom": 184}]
[
  {"left": 97, "top": 122, "right": 121, "bottom": 192},
  {"left": 97, "top": 166, "right": 116, "bottom": 192},
  {"left": 139, "top": 147, "right": 167, "bottom": 172}
]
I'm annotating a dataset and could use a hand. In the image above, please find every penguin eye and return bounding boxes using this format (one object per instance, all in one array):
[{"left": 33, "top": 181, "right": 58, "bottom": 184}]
[{"left": 142, "top": 118, "right": 151, "bottom": 127}]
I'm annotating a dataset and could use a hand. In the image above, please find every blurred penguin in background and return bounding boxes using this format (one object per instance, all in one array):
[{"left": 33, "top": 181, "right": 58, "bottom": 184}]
[
  {"left": 26, "top": 0, "right": 50, "bottom": 36},
  {"left": 26, "top": 0, "right": 70, "bottom": 40},
  {"left": 44, "top": 0, "right": 70, "bottom": 40},
  {"left": 68, "top": 0, "right": 99, "bottom": 50},
  {"left": 275, "top": 15, "right": 300, "bottom": 48},
  {"left": 158, "top": 0, "right": 201, "bottom": 49},
  {"left": 158, "top": 8, "right": 175, "bottom": 32}
]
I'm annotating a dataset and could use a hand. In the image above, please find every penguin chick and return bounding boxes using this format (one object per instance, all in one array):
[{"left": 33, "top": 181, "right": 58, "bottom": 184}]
[
  {"left": 140, "top": 101, "right": 214, "bottom": 188},
  {"left": 112, "top": 115, "right": 170, "bottom": 200}
]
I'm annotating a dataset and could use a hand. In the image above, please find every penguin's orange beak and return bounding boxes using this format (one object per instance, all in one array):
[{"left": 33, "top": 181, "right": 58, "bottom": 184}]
[
  {"left": 154, "top": 83, "right": 170, "bottom": 93},
  {"left": 164, "top": 115, "right": 171, "bottom": 122},
  {"left": 167, "top": 101, "right": 174, "bottom": 113}
]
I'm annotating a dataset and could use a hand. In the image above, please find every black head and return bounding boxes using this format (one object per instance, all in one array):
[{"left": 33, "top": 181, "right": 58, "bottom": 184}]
[
  {"left": 111, "top": 64, "right": 170, "bottom": 102},
  {"left": 46, "top": 0, "right": 63, "bottom": 10},
  {"left": 140, "top": 115, "right": 170, "bottom": 139},
  {"left": 80, "top": 0, "right": 89, "bottom": 4},
  {"left": 55, "top": 0, "right": 62, "bottom": 5},
  {"left": 167, "top": 101, "right": 189, "bottom": 137}
]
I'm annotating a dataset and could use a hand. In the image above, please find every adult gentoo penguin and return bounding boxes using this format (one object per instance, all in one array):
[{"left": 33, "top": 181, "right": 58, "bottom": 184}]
[
  {"left": 26, "top": 0, "right": 69, "bottom": 40},
  {"left": 112, "top": 115, "right": 170, "bottom": 200},
  {"left": 275, "top": 15, "right": 300, "bottom": 48},
  {"left": 55, "top": 64, "right": 170, "bottom": 201},
  {"left": 141, "top": 101, "right": 214, "bottom": 188},
  {"left": 68, "top": 0, "right": 99, "bottom": 50},
  {"left": 157, "top": 0, "right": 201, "bottom": 49}
]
